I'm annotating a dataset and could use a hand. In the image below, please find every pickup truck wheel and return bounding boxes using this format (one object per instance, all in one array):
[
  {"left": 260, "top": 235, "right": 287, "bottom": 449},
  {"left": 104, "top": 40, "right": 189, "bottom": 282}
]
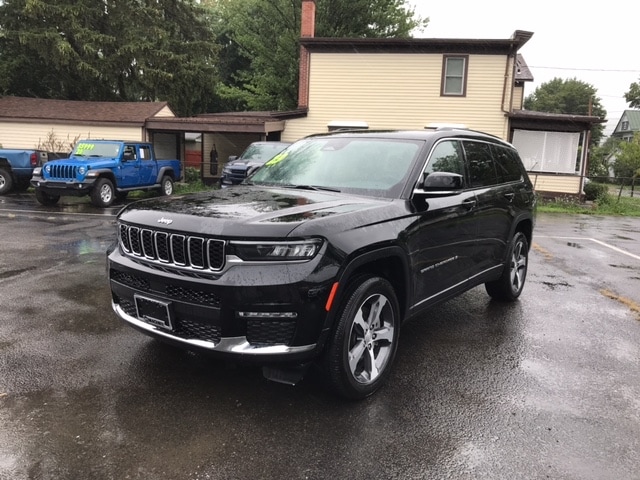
[
  {"left": 35, "top": 188, "right": 60, "bottom": 205},
  {"left": 485, "top": 231, "right": 529, "bottom": 302},
  {"left": 90, "top": 178, "right": 115, "bottom": 207},
  {"left": 160, "top": 175, "right": 174, "bottom": 196},
  {"left": 323, "top": 275, "right": 400, "bottom": 400},
  {"left": 0, "top": 167, "right": 13, "bottom": 195}
]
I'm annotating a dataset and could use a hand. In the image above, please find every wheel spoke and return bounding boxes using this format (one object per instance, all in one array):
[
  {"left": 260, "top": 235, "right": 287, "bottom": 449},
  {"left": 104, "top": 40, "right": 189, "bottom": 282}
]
[
  {"left": 373, "top": 325, "right": 393, "bottom": 344},
  {"left": 348, "top": 338, "right": 367, "bottom": 374},
  {"left": 367, "top": 295, "right": 388, "bottom": 329},
  {"left": 364, "top": 346, "right": 379, "bottom": 381}
]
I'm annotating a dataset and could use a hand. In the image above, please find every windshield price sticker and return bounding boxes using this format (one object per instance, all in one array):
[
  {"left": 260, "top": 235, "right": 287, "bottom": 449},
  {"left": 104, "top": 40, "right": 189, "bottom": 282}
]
[{"left": 75, "top": 143, "right": 96, "bottom": 154}]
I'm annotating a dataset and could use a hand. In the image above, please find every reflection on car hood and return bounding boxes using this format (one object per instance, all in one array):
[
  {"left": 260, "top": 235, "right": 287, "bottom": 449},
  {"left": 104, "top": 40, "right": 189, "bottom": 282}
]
[
  {"left": 226, "top": 159, "right": 262, "bottom": 168},
  {"left": 118, "top": 185, "right": 398, "bottom": 238}
]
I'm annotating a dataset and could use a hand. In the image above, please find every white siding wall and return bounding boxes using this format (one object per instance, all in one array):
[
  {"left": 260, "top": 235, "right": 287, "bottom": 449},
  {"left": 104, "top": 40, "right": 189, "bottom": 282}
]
[
  {"left": 283, "top": 52, "right": 512, "bottom": 142},
  {"left": 529, "top": 174, "right": 582, "bottom": 195},
  {"left": 0, "top": 122, "right": 143, "bottom": 150}
]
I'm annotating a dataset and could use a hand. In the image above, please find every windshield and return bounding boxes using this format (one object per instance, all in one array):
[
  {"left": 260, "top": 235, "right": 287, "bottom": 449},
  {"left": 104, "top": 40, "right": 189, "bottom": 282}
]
[
  {"left": 239, "top": 143, "right": 289, "bottom": 162},
  {"left": 72, "top": 142, "right": 121, "bottom": 158},
  {"left": 249, "top": 137, "right": 421, "bottom": 198}
]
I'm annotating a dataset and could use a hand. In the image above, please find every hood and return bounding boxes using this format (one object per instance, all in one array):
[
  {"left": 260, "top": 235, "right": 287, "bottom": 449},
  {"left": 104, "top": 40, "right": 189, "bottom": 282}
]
[
  {"left": 118, "top": 185, "right": 398, "bottom": 238},
  {"left": 53, "top": 156, "right": 118, "bottom": 169}
]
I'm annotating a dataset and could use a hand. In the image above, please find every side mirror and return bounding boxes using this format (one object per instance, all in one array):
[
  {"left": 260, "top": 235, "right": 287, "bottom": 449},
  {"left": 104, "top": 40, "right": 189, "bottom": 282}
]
[
  {"left": 421, "top": 172, "right": 464, "bottom": 192},
  {"left": 228, "top": 155, "right": 238, "bottom": 162},
  {"left": 123, "top": 152, "right": 133, "bottom": 161}
]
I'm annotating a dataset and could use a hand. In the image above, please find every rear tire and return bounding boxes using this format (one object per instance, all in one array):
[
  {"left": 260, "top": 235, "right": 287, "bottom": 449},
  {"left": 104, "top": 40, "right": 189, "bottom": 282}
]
[
  {"left": 90, "top": 178, "right": 115, "bottom": 207},
  {"left": 159, "top": 175, "right": 174, "bottom": 196},
  {"left": 35, "top": 188, "right": 60, "bottom": 206},
  {"left": 323, "top": 275, "right": 400, "bottom": 400},
  {"left": 0, "top": 167, "right": 13, "bottom": 195},
  {"left": 485, "top": 231, "right": 529, "bottom": 301}
]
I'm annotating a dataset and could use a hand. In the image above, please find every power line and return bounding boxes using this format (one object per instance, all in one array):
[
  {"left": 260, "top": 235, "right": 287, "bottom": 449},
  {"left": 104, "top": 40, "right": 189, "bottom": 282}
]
[{"left": 529, "top": 66, "right": 640, "bottom": 73}]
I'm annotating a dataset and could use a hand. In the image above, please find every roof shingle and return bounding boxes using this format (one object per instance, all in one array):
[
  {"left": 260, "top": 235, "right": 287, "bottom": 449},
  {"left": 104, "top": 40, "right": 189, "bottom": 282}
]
[{"left": 0, "top": 96, "right": 173, "bottom": 124}]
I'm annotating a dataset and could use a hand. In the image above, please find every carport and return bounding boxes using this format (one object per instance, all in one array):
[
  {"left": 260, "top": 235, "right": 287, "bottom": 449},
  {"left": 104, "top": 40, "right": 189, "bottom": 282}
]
[{"left": 144, "top": 110, "right": 305, "bottom": 184}]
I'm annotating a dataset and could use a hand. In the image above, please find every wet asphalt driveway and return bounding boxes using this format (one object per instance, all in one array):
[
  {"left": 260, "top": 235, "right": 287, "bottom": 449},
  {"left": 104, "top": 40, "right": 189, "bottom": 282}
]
[{"left": 1, "top": 193, "right": 639, "bottom": 480}]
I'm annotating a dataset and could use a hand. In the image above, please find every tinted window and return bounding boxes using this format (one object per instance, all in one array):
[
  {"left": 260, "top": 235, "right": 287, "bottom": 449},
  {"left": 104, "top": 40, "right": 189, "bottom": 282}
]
[
  {"left": 464, "top": 141, "right": 498, "bottom": 187},
  {"left": 491, "top": 145, "right": 524, "bottom": 183},
  {"left": 424, "top": 140, "right": 464, "bottom": 176}
]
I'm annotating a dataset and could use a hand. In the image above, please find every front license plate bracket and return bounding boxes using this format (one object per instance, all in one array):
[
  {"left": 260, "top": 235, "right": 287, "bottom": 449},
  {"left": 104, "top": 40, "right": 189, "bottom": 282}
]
[{"left": 134, "top": 294, "right": 173, "bottom": 330}]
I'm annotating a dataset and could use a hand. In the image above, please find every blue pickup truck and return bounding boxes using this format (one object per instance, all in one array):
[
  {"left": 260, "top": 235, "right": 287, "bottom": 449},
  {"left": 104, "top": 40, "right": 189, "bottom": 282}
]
[
  {"left": 0, "top": 148, "right": 48, "bottom": 195},
  {"left": 31, "top": 140, "right": 182, "bottom": 207}
]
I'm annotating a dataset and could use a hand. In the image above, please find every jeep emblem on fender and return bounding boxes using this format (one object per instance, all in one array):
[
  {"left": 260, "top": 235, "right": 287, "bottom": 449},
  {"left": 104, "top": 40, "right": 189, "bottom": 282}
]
[{"left": 157, "top": 217, "right": 173, "bottom": 225}]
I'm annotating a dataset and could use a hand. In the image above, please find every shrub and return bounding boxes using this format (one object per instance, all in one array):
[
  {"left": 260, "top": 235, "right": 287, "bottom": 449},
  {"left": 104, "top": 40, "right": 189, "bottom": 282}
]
[
  {"left": 184, "top": 167, "right": 201, "bottom": 184},
  {"left": 583, "top": 182, "right": 608, "bottom": 201}
]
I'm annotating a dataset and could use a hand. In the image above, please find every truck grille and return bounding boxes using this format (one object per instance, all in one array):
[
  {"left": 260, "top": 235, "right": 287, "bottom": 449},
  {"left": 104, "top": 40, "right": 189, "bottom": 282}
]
[
  {"left": 48, "top": 164, "right": 77, "bottom": 180},
  {"left": 119, "top": 223, "right": 225, "bottom": 271}
]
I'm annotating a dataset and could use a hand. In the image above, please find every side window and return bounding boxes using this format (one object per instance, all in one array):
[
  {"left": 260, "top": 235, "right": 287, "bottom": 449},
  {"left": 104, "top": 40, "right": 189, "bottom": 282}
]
[
  {"left": 423, "top": 140, "right": 465, "bottom": 177},
  {"left": 123, "top": 145, "right": 137, "bottom": 161},
  {"left": 491, "top": 145, "right": 524, "bottom": 183},
  {"left": 139, "top": 146, "right": 151, "bottom": 161},
  {"left": 441, "top": 56, "right": 468, "bottom": 96},
  {"left": 463, "top": 141, "right": 498, "bottom": 188}
]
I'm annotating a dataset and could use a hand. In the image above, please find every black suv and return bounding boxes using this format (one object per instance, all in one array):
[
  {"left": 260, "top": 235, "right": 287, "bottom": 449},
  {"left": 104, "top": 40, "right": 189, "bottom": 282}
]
[{"left": 108, "top": 129, "right": 536, "bottom": 399}]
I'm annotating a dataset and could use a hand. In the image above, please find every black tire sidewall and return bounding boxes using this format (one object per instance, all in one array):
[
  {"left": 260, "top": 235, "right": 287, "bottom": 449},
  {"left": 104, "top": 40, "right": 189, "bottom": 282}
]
[
  {"left": 0, "top": 167, "right": 13, "bottom": 195},
  {"left": 91, "top": 178, "right": 114, "bottom": 207},
  {"left": 161, "top": 176, "right": 173, "bottom": 196},
  {"left": 326, "top": 275, "right": 400, "bottom": 399}
]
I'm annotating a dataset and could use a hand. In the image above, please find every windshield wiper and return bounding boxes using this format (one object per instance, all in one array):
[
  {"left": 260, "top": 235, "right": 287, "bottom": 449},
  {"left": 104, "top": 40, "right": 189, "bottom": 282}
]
[{"left": 288, "top": 184, "right": 341, "bottom": 193}]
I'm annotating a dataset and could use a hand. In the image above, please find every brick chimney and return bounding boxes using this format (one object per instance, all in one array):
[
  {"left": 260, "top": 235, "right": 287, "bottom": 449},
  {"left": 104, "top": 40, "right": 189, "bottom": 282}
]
[{"left": 298, "top": 0, "right": 316, "bottom": 109}]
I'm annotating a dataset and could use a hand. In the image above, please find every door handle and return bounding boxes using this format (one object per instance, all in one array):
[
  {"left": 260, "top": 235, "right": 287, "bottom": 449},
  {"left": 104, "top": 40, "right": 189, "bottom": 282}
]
[{"left": 462, "top": 199, "right": 477, "bottom": 209}]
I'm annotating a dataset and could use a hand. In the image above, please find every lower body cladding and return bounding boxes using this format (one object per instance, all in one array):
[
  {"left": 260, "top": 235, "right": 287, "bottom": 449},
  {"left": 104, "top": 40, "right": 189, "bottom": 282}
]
[{"left": 108, "top": 250, "right": 335, "bottom": 383}]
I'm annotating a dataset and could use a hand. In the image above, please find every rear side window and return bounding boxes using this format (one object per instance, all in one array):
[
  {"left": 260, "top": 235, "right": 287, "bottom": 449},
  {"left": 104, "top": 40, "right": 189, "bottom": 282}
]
[
  {"left": 463, "top": 141, "right": 498, "bottom": 187},
  {"left": 491, "top": 145, "right": 524, "bottom": 183}
]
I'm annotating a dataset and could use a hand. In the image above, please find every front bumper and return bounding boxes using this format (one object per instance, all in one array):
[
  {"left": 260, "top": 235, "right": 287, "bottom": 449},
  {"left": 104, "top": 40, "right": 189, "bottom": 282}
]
[
  {"left": 108, "top": 248, "right": 336, "bottom": 363},
  {"left": 31, "top": 177, "right": 97, "bottom": 196}
]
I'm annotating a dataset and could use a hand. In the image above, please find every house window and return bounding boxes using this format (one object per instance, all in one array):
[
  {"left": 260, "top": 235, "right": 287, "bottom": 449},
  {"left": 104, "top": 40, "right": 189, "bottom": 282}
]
[
  {"left": 621, "top": 121, "right": 629, "bottom": 131},
  {"left": 441, "top": 56, "right": 468, "bottom": 96}
]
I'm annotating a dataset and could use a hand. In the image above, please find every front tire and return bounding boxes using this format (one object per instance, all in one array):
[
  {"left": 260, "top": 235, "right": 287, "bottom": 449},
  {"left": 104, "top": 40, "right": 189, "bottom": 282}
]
[
  {"left": 0, "top": 167, "right": 13, "bottom": 195},
  {"left": 324, "top": 275, "right": 400, "bottom": 400},
  {"left": 35, "top": 188, "right": 60, "bottom": 206},
  {"left": 90, "top": 178, "right": 115, "bottom": 207},
  {"left": 485, "top": 231, "right": 529, "bottom": 301},
  {"left": 159, "top": 175, "right": 174, "bottom": 196}
]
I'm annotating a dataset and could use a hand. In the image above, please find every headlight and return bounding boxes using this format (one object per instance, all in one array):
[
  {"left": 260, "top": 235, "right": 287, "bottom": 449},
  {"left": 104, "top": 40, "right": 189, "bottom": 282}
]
[
  {"left": 78, "top": 166, "right": 86, "bottom": 175},
  {"left": 230, "top": 239, "right": 323, "bottom": 261},
  {"left": 44, "top": 164, "right": 51, "bottom": 173}
]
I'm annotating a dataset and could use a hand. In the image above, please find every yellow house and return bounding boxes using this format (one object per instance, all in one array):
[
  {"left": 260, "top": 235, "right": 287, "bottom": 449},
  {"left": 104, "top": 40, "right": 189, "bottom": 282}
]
[{"left": 280, "top": 0, "right": 603, "bottom": 198}]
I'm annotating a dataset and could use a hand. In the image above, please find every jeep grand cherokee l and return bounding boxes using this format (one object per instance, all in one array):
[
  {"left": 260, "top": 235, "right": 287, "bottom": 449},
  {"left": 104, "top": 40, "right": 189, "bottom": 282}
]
[{"left": 108, "top": 129, "right": 536, "bottom": 399}]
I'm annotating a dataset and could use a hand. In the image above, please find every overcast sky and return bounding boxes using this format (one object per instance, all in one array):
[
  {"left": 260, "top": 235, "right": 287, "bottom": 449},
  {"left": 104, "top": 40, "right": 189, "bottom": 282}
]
[{"left": 408, "top": 0, "right": 640, "bottom": 135}]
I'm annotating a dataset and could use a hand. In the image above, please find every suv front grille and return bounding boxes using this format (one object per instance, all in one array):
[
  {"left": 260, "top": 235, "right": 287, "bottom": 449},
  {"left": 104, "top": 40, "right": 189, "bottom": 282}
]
[
  {"left": 48, "top": 164, "right": 77, "bottom": 180},
  {"left": 119, "top": 223, "right": 225, "bottom": 271}
]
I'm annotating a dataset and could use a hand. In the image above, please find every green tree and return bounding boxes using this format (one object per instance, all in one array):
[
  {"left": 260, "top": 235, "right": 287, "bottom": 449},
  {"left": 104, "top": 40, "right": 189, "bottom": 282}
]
[
  {"left": 589, "top": 136, "right": 621, "bottom": 179},
  {"left": 524, "top": 77, "right": 607, "bottom": 146},
  {"left": 213, "top": 0, "right": 427, "bottom": 111},
  {"left": 624, "top": 78, "right": 640, "bottom": 108},
  {"left": 613, "top": 132, "right": 640, "bottom": 191},
  {"left": 0, "top": 0, "right": 220, "bottom": 116}
]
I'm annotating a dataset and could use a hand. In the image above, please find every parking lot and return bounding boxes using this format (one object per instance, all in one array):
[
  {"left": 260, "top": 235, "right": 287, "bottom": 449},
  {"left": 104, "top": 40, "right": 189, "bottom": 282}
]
[{"left": 1, "top": 192, "right": 639, "bottom": 480}]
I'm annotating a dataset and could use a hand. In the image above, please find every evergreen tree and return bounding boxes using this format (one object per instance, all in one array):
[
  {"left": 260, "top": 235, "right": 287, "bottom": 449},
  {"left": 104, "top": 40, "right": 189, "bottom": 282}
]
[{"left": 0, "top": 0, "right": 220, "bottom": 115}]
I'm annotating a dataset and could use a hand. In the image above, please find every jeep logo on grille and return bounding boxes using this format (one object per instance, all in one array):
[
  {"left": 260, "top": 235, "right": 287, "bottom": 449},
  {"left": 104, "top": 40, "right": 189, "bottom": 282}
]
[{"left": 157, "top": 217, "right": 173, "bottom": 225}]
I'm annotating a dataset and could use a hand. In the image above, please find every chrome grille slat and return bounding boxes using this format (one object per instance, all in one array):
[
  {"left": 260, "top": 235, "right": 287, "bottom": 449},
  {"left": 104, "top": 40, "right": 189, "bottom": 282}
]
[{"left": 118, "top": 223, "right": 225, "bottom": 271}]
